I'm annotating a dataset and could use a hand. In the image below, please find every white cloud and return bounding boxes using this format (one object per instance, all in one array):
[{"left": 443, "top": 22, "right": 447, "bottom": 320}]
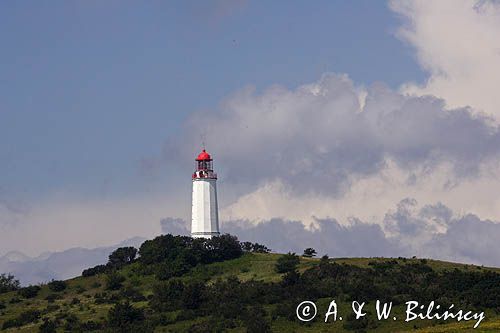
[
  {"left": 390, "top": 0, "right": 500, "bottom": 118},
  {"left": 166, "top": 73, "right": 500, "bottom": 231},
  {"left": 5, "top": 1, "right": 500, "bottom": 263},
  {"left": 221, "top": 158, "right": 500, "bottom": 228}
]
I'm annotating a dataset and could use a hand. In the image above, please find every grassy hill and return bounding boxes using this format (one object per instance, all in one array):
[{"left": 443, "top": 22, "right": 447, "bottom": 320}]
[{"left": 0, "top": 235, "right": 499, "bottom": 333}]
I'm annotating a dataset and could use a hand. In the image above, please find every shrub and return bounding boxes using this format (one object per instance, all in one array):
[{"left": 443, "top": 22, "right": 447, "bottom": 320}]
[
  {"left": 281, "top": 270, "right": 300, "bottom": 286},
  {"left": 45, "top": 293, "right": 63, "bottom": 303},
  {"left": 0, "top": 273, "right": 20, "bottom": 294},
  {"left": 181, "top": 281, "right": 205, "bottom": 310},
  {"left": 9, "top": 297, "right": 21, "bottom": 303},
  {"left": 105, "top": 271, "right": 125, "bottom": 290},
  {"left": 80, "top": 320, "right": 103, "bottom": 331},
  {"left": 251, "top": 243, "right": 271, "bottom": 253},
  {"left": 48, "top": 280, "right": 67, "bottom": 292},
  {"left": 343, "top": 310, "right": 378, "bottom": 332},
  {"left": 2, "top": 309, "right": 41, "bottom": 329},
  {"left": 150, "top": 279, "right": 185, "bottom": 312},
  {"left": 241, "top": 242, "right": 271, "bottom": 253},
  {"left": 18, "top": 285, "right": 41, "bottom": 298},
  {"left": 108, "top": 247, "right": 137, "bottom": 268},
  {"left": 244, "top": 305, "right": 271, "bottom": 333},
  {"left": 91, "top": 282, "right": 102, "bottom": 289},
  {"left": 155, "top": 258, "right": 192, "bottom": 280},
  {"left": 44, "top": 304, "right": 61, "bottom": 313},
  {"left": 275, "top": 253, "right": 300, "bottom": 274},
  {"left": 63, "top": 314, "right": 80, "bottom": 331},
  {"left": 303, "top": 248, "right": 317, "bottom": 258},
  {"left": 75, "top": 285, "right": 86, "bottom": 294},
  {"left": 39, "top": 319, "right": 57, "bottom": 333},
  {"left": 120, "top": 286, "right": 147, "bottom": 302},
  {"left": 82, "top": 264, "right": 108, "bottom": 277},
  {"left": 108, "top": 301, "right": 145, "bottom": 329}
]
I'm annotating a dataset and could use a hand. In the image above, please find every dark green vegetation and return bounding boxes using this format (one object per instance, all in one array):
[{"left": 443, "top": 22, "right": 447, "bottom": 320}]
[{"left": 0, "top": 235, "right": 499, "bottom": 332}]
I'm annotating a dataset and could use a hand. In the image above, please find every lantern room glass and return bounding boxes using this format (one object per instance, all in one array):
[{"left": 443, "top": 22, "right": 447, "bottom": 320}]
[{"left": 197, "top": 160, "right": 213, "bottom": 171}]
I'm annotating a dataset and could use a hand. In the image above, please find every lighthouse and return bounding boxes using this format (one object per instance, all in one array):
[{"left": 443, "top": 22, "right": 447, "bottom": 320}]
[{"left": 191, "top": 149, "right": 220, "bottom": 238}]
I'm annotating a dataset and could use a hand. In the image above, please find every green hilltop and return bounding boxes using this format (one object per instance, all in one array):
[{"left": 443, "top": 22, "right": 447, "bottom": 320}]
[{"left": 0, "top": 234, "right": 499, "bottom": 333}]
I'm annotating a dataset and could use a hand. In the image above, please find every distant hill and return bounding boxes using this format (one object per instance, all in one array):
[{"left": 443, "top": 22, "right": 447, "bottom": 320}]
[
  {"left": 0, "top": 237, "right": 146, "bottom": 285},
  {"left": 0, "top": 234, "right": 499, "bottom": 332}
]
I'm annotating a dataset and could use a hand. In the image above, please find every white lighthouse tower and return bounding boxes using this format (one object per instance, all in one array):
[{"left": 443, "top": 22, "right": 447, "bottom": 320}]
[{"left": 191, "top": 149, "right": 220, "bottom": 238}]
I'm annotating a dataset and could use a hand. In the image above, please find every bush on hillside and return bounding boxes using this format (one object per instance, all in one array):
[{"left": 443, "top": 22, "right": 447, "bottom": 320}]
[
  {"left": 18, "top": 285, "right": 41, "bottom": 298},
  {"left": 108, "top": 247, "right": 138, "bottom": 268},
  {"left": 108, "top": 301, "right": 145, "bottom": 330},
  {"left": 275, "top": 253, "right": 300, "bottom": 274},
  {"left": 241, "top": 241, "right": 271, "bottom": 253},
  {"left": 105, "top": 271, "right": 125, "bottom": 291},
  {"left": 82, "top": 264, "right": 108, "bottom": 277},
  {"left": 138, "top": 234, "right": 243, "bottom": 280},
  {"left": 0, "top": 273, "right": 20, "bottom": 294},
  {"left": 2, "top": 309, "right": 41, "bottom": 329},
  {"left": 39, "top": 319, "right": 57, "bottom": 333},
  {"left": 303, "top": 247, "right": 317, "bottom": 258},
  {"left": 48, "top": 279, "right": 67, "bottom": 292}
]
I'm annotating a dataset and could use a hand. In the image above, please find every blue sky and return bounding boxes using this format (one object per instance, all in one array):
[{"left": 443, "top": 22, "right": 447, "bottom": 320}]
[
  {"left": 3, "top": 0, "right": 500, "bottom": 266},
  {"left": 0, "top": 1, "right": 424, "bottom": 200}
]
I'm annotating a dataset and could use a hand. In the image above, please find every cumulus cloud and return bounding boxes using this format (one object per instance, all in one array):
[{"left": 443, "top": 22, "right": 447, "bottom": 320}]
[
  {"left": 174, "top": 75, "right": 500, "bottom": 192},
  {"left": 4, "top": 1, "right": 500, "bottom": 265},
  {"left": 425, "top": 215, "right": 500, "bottom": 267},
  {"left": 163, "top": 73, "right": 500, "bottom": 227},
  {"left": 161, "top": 216, "right": 404, "bottom": 258},
  {"left": 161, "top": 199, "right": 500, "bottom": 267},
  {"left": 390, "top": 0, "right": 500, "bottom": 118}
]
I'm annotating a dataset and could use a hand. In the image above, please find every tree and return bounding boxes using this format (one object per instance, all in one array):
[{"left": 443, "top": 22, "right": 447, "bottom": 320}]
[
  {"left": 275, "top": 252, "right": 300, "bottom": 274},
  {"left": 105, "top": 271, "right": 125, "bottom": 291},
  {"left": 139, "top": 234, "right": 190, "bottom": 265},
  {"left": 252, "top": 243, "right": 271, "bottom": 253},
  {"left": 206, "top": 234, "right": 243, "bottom": 262},
  {"left": 155, "top": 254, "right": 193, "bottom": 280},
  {"left": 244, "top": 305, "right": 271, "bottom": 333},
  {"left": 18, "top": 285, "right": 41, "bottom": 298},
  {"left": 241, "top": 241, "right": 270, "bottom": 253},
  {"left": 241, "top": 241, "right": 253, "bottom": 252},
  {"left": 281, "top": 270, "right": 300, "bottom": 287},
  {"left": 108, "top": 301, "right": 145, "bottom": 331},
  {"left": 150, "top": 279, "right": 185, "bottom": 312},
  {"left": 82, "top": 264, "right": 108, "bottom": 277},
  {"left": 2, "top": 310, "right": 41, "bottom": 329},
  {"left": 48, "top": 280, "right": 66, "bottom": 292},
  {"left": 108, "top": 247, "right": 138, "bottom": 268},
  {"left": 0, "top": 273, "right": 20, "bottom": 294},
  {"left": 303, "top": 248, "right": 317, "bottom": 258},
  {"left": 181, "top": 281, "right": 205, "bottom": 310}
]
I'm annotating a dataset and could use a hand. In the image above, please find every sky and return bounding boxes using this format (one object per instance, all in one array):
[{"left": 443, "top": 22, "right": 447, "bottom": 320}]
[{"left": 1, "top": 1, "right": 500, "bottom": 266}]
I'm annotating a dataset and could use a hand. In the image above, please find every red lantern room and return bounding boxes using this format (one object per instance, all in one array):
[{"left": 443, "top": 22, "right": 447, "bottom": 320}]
[{"left": 193, "top": 149, "right": 217, "bottom": 179}]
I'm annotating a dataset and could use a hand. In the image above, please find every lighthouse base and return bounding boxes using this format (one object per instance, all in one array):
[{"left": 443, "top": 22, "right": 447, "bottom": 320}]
[
  {"left": 191, "top": 231, "right": 220, "bottom": 239},
  {"left": 191, "top": 178, "right": 220, "bottom": 239}
]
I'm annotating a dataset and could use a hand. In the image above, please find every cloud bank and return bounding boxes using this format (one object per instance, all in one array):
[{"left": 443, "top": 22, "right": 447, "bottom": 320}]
[
  {"left": 162, "top": 199, "right": 500, "bottom": 267},
  {"left": 164, "top": 73, "right": 500, "bottom": 228}
]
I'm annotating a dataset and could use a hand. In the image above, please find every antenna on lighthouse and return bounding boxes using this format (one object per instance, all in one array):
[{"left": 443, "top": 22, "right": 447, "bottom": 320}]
[{"left": 200, "top": 133, "right": 206, "bottom": 151}]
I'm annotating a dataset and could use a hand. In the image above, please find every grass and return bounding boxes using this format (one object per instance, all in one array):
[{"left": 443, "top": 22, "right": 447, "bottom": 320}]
[{"left": 0, "top": 253, "right": 499, "bottom": 332}]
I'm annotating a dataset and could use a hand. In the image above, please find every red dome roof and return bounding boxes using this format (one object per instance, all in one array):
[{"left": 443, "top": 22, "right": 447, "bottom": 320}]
[{"left": 196, "top": 149, "right": 212, "bottom": 161}]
